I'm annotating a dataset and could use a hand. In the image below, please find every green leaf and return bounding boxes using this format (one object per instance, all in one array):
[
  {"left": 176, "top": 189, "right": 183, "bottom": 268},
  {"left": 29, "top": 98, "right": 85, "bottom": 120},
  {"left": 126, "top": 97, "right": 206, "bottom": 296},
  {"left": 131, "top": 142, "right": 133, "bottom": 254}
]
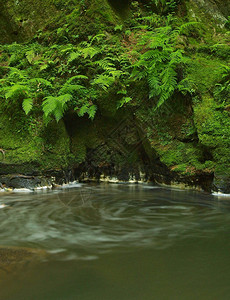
[
  {"left": 42, "top": 94, "right": 73, "bottom": 122},
  {"left": 5, "top": 84, "right": 29, "bottom": 100},
  {"left": 118, "top": 97, "right": 132, "bottom": 108},
  {"left": 42, "top": 96, "right": 57, "bottom": 117},
  {"left": 26, "top": 50, "right": 35, "bottom": 64},
  {"left": 22, "top": 98, "right": 33, "bottom": 115},
  {"left": 91, "top": 74, "right": 115, "bottom": 90},
  {"left": 68, "top": 52, "right": 80, "bottom": 63},
  {"left": 29, "top": 78, "right": 53, "bottom": 88},
  {"left": 114, "top": 25, "right": 123, "bottom": 31}
]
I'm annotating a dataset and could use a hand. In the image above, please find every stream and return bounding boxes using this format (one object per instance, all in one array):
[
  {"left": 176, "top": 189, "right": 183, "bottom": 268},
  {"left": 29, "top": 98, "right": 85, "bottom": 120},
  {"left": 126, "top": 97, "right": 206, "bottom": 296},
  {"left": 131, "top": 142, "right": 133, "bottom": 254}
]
[{"left": 0, "top": 183, "right": 230, "bottom": 300}]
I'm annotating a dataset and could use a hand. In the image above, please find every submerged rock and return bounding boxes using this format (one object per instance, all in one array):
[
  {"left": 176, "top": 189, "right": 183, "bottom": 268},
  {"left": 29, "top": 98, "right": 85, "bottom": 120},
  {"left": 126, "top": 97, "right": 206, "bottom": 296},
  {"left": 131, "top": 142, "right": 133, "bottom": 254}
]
[
  {"left": 0, "top": 246, "right": 46, "bottom": 266},
  {"left": 0, "top": 246, "right": 47, "bottom": 277}
]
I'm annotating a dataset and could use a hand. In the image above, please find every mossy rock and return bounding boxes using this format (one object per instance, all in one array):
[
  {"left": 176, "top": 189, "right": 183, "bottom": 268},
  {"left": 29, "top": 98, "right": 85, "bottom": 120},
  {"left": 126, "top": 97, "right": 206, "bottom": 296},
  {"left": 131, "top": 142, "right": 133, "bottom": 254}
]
[
  {"left": 1, "top": 0, "right": 120, "bottom": 44},
  {"left": 0, "top": 112, "right": 71, "bottom": 171},
  {"left": 1, "top": 0, "right": 57, "bottom": 43},
  {"left": 193, "top": 95, "right": 230, "bottom": 186}
]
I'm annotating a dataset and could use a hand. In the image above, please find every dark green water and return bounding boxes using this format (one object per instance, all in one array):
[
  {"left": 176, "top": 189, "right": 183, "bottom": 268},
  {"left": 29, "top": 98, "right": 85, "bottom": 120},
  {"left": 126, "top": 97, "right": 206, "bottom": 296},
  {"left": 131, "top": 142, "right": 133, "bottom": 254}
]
[{"left": 0, "top": 184, "right": 230, "bottom": 300}]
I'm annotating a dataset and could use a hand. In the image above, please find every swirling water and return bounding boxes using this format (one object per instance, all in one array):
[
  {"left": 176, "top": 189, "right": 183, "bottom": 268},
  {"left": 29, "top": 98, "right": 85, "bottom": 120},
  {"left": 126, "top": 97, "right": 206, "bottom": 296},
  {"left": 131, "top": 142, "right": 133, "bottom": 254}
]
[{"left": 0, "top": 184, "right": 230, "bottom": 299}]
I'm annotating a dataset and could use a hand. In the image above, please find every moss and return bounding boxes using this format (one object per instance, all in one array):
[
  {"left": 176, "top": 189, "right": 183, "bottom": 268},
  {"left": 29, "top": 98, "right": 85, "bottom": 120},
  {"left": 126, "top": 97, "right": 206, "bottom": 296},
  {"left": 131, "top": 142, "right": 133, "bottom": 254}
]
[
  {"left": 184, "top": 55, "right": 224, "bottom": 94},
  {"left": 198, "top": 44, "right": 230, "bottom": 60},
  {"left": 1, "top": 0, "right": 57, "bottom": 43},
  {"left": 1, "top": 0, "right": 119, "bottom": 44},
  {"left": 151, "top": 139, "right": 204, "bottom": 171},
  {"left": 41, "top": 120, "right": 71, "bottom": 169},
  {"left": 0, "top": 0, "right": 228, "bottom": 188},
  {"left": 40, "top": 0, "right": 120, "bottom": 44},
  {"left": 68, "top": 117, "right": 99, "bottom": 163},
  {"left": 0, "top": 111, "right": 71, "bottom": 170},
  {"left": 0, "top": 114, "right": 43, "bottom": 164},
  {"left": 142, "top": 95, "right": 214, "bottom": 176},
  {"left": 193, "top": 95, "right": 230, "bottom": 175}
]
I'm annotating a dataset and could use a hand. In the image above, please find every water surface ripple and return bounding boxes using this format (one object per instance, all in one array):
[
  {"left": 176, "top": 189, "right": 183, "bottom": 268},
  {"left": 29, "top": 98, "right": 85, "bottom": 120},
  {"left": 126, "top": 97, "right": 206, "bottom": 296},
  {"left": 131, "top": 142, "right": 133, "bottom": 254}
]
[
  {"left": 1, "top": 184, "right": 230, "bottom": 300},
  {"left": 0, "top": 184, "right": 229, "bottom": 260}
]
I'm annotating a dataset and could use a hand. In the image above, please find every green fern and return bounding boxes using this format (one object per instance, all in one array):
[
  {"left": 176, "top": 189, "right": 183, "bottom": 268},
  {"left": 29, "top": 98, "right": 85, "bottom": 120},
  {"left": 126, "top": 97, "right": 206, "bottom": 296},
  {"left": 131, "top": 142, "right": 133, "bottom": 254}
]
[
  {"left": 5, "top": 84, "right": 29, "bottom": 100},
  {"left": 29, "top": 78, "right": 53, "bottom": 88},
  {"left": 59, "top": 84, "right": 87, "bottom": 95},
  {"left": 131, "top": 25, "right": 185, "bottom": 110},
  {"left": 22, "top": 98, "right": 33, "bottom": 115},
  {"left": 214, "top": 65, "right": 230, "bottom": 101},
  {"left": 65, "top": 75, "right": 88, "bottom": 84},
  {"left": 90, "top": 34, "right": 106, "bottom": 44},
  {"left": 68, "top": 52, "right": 81, "bottom": 63},
  {"left": 91, "top": 74, "right": 115, "bottom": 90},
  {"left": 179, "top": 22, "right": 201, "bottom": 36},
  {"left": 77, "top": 103, "right": 97, "bottom": 119},
  {"left": 7, "top": 67, "right": 27, "bottom": 82},
  {"left": 42, "top": 94, "right": 72, "bottom": 122},
  {"left": 81, "top": 46, "right": 101, "bottom": 59},
  {"left": 95, "top": 58, "right": 116, "bottom": 71},
  {"left": 26, "top": 50, "right": 35, "bottom": 64}
]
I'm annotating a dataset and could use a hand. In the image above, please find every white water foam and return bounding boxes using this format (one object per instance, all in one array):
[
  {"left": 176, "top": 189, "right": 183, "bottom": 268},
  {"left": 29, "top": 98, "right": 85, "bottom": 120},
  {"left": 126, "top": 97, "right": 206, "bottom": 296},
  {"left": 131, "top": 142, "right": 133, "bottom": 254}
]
[
  {"left": 212, "top": 192, "right": 230, "bottom": 197},
  {"left": 0, "top": 204, "right": 7, "bottom": 209}
]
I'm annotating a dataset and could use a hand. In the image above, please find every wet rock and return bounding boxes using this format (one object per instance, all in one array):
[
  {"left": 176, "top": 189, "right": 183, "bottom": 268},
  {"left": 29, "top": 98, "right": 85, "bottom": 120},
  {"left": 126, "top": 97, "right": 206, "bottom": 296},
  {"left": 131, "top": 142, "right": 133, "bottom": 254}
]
[
  {"left": 213, "top": 175, "right": 230, "bottom": 194},
  {"left": 0, "top": 175, "right": 41, "bottom": 189},
  {"left": 190, "top": 0, "right": 230, "bottom": 24}
]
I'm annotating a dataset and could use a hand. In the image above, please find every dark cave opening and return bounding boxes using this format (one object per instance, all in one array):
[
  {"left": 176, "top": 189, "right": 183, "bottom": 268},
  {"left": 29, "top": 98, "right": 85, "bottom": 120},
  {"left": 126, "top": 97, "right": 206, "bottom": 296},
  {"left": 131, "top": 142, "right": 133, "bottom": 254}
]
[{"left": 107, "top": 0, "right": 131, "bottom": 15}]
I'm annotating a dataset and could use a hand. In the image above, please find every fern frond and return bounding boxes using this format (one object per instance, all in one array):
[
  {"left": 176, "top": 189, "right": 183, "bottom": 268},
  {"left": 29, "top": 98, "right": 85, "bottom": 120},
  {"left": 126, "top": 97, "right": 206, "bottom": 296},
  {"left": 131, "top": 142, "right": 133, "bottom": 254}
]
[
  {"left": 29, "top": 78, "right": 53, "bottom": 87},
  {"left": 81, "top": 46, "right": 100, "bottom": 59},
  {"left": 91, "top": 74, "right": 115, "bottom": 90},
  {"left": 58, "top": 94, "right": 73, "bottom": 107},
  {"left": 77, "top": 103, "right": 97, "bottom": 119},
  {"left": 42, "top": 94, "right": 72, "bottom": 122},
  {"left": 148, "top": 73, "right": 161, "bottom": 98},
  {"left": 42, "top": 96, "right": 58, "bottom": 117},
  {"left": 169, "top": 50, "right": 185, "bottom": 65},
  {"left": 90, "top": 34, "right": 106, "bottom": 44},
  {"left": 22, "top": 98, "right": 33, "bottom": 115},
  {"left": 26, "top": 50, "right": 35, "bottom": 64},
  {"left": 179, "top": 22, "right": 200, "bottom": 35},
  {"left": 108, "top": 70, "right": 124, "bottom": 79},
  {"left": 87, "top": 104, "right": 97, "bottom": 119},
  {"left": 7, "top": 67, "right": 27, "bottom": 81},
  {"left": 59, "top": 84, "right": 87, "bottom": 95},
  {"left": 142, "top": 50, "right": 157, "bottom": 61},
  {"left": 154, "top": 66, "right": 177, "bottom": 109},
  {"left": 131, "top": 67, "right": 148, "bottom": 80},
  {"left": 117, "top": 97, "right": 132, "bottom": 108},
  {"left": 66, "top": 75, "right": 88, "bottom": 84},
  {"left": 95, "top": 58, "right": 116, "bottom": 71},
  {"left": 68, "top": 52, "right": 80, "bottom": 63},
  {"left": 5, "top": 84, "right": 29, "bottom": 100},
  {"left": 53, "top": 102, "right": 64, "bottom": 122}
]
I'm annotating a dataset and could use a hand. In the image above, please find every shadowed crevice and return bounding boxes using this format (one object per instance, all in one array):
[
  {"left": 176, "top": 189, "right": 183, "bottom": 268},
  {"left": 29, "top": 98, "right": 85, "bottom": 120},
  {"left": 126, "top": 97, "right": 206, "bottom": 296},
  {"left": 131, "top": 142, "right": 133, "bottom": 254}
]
[{"left": 107, "top": 0, "right": 131, "bottom": 16}]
